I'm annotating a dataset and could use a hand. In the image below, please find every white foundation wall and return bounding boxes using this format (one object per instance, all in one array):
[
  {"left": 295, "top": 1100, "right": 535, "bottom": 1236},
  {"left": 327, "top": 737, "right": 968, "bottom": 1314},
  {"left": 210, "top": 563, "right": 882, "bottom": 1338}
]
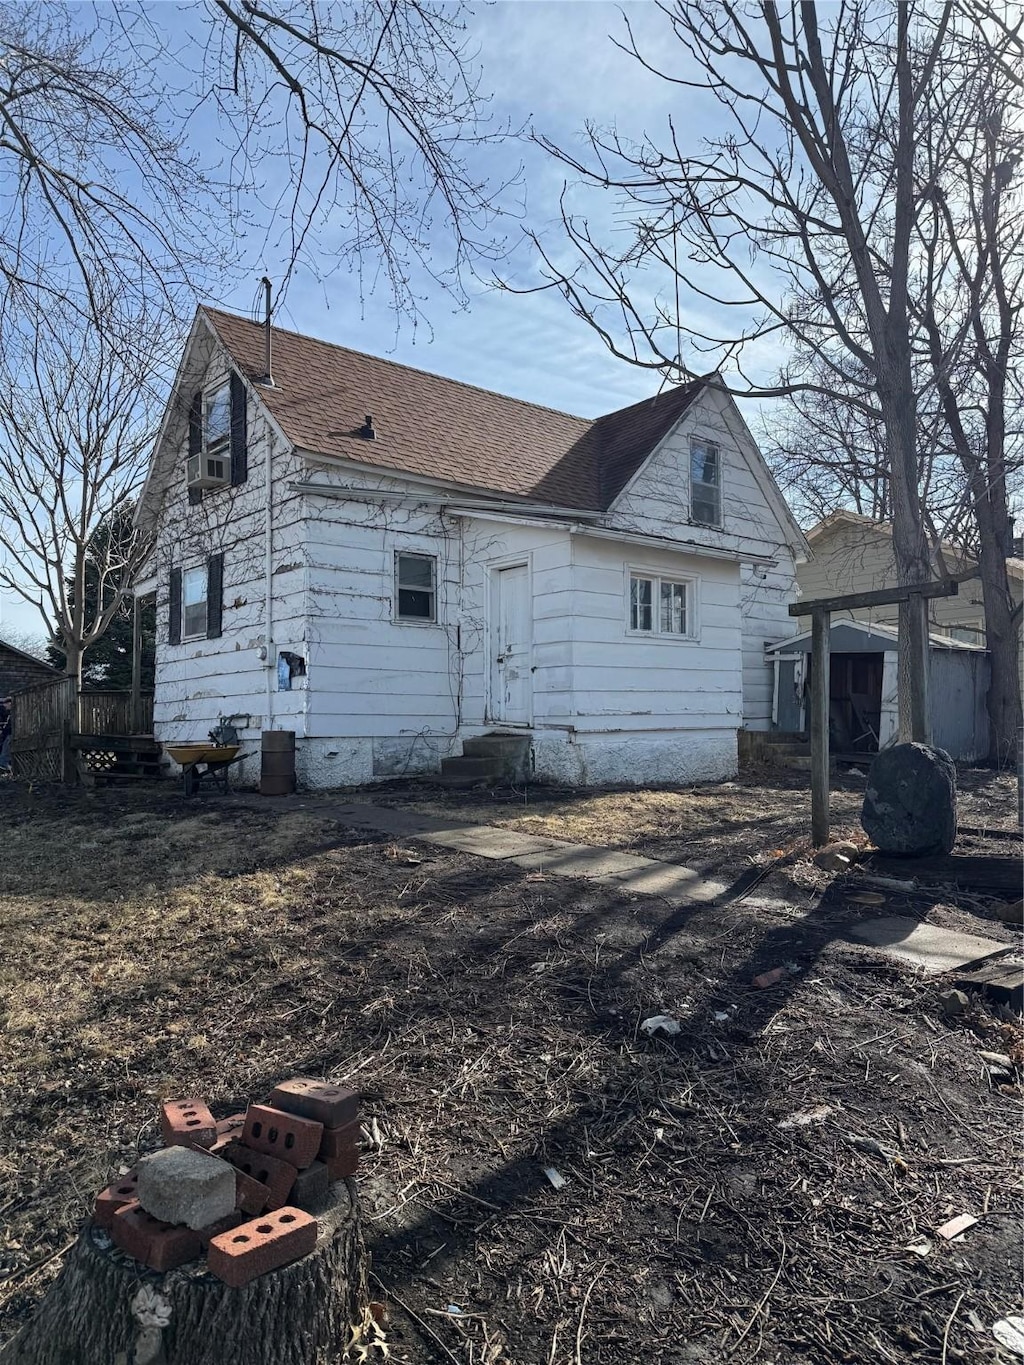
[{"left": 151, "top": 340, "right": 309, "bottom": 786}]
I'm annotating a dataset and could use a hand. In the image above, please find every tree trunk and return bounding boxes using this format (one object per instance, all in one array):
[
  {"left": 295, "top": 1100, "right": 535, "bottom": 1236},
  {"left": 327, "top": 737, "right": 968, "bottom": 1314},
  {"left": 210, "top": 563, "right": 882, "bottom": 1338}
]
[
  {"left": 881, "top": 382, "right": 933, "bottom": 744},
  {"left": 61, "top": 644, "right": 84, "bottom": 734},
  {"left": 975, "top": 546, "right": 1022, "bottom": 765},
  {"left": 0, "top": 1183, "right": 368, "bottom": 1365}
]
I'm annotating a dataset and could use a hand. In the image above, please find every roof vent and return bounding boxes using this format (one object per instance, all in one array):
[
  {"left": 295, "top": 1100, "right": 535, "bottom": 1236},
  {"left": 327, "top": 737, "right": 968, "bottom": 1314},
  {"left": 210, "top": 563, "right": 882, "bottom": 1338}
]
[{"left": 359, "top": 414, "right": 376, "bottom": 440}]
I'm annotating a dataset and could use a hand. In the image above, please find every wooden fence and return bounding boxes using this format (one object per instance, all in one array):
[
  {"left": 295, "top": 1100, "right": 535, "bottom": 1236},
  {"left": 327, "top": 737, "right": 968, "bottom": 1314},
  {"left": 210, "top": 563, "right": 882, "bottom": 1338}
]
[{"left": 10, "top": 677, "right": 154, "bottom": 782}]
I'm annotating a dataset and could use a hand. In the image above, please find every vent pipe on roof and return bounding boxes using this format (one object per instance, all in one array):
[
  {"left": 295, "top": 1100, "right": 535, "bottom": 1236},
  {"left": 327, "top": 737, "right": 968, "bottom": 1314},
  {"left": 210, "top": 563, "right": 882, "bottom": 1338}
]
[
  {"left": 259, "top": 276, "right": 273, "bottom": 386},
  {"left": 359, "top": 414, "right": 376, "bottom": 440}
]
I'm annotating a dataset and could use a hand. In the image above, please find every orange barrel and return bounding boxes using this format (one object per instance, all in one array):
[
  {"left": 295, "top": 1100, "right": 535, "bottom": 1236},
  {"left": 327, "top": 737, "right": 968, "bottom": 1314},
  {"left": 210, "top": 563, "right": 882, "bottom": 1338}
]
[{"left": 260, "top": 730, "right": 296, "bottom": 795}]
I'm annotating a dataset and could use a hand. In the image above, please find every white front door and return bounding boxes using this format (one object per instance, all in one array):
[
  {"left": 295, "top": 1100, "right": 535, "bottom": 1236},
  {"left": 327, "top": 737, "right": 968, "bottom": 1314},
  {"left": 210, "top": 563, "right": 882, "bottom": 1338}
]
[{"left": 490, "top": 563, "right": 532, "bottom": 725}]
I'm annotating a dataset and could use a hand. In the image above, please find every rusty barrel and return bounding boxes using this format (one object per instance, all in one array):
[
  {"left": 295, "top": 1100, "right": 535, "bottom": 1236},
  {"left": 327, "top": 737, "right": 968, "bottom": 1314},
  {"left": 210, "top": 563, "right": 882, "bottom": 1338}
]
[{"left": 260, "top": 729, "right": 295, "bottom": 795}]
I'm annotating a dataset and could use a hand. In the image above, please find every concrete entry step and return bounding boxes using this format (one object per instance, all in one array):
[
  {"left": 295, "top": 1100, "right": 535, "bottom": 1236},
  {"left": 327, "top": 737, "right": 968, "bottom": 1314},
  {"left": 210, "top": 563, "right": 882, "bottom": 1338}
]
[
  {"left": 440, "top": 755, "right": 502, "bottom": 779},
  {"left": 459, "top": 733, "right": 531, "bottom": 781}
]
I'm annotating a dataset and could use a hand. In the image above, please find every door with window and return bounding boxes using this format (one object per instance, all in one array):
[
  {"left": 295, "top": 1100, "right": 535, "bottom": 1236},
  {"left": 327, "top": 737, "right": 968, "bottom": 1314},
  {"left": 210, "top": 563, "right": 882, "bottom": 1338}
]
[{"left": 490, "top": 564, "right": 532, "bottom": 725}]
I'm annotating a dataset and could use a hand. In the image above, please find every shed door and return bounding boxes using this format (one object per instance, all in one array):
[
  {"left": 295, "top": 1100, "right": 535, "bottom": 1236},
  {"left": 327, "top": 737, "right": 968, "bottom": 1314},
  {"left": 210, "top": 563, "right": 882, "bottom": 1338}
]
[{"left": 490, "top": 564, "right": 532, "bottom": 725}]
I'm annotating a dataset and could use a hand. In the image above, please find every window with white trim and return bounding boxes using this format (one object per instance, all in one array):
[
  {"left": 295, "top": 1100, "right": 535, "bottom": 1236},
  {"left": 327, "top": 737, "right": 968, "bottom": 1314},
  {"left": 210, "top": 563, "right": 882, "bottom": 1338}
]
[
  {"left": 690, "top": 439, "right": 722, "bottom": 526},
  {"left": 629, "top": 573, "right": 694, "bottom": 637},
  {"left": 182, "top": 566, "right": 208, "bottom": 638},
  {"left": 396, "top": 552, "right": 436, "bottom": 621},
  {"left": 205, "top": 382, "right": 231, "bottom": 450}
]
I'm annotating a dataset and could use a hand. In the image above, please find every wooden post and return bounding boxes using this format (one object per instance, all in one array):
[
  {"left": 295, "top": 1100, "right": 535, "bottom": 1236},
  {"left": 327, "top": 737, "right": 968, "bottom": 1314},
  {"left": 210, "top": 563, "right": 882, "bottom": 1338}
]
[
  {"left": 130, "top": 592, "right": 143, "bottom": 734},
  {"left": 810, "top": 606, "right": 830, "bottom": 847},
  {"left": 902, "top": 591, "right": 931, "bottom": 743}
]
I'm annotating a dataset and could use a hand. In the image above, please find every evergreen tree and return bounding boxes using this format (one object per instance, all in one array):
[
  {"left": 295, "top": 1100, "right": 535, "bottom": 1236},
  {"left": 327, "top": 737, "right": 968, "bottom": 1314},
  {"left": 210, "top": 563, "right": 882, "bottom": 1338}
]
[{"left": 47, "top": 504, "right": 155, "bottom": 690}]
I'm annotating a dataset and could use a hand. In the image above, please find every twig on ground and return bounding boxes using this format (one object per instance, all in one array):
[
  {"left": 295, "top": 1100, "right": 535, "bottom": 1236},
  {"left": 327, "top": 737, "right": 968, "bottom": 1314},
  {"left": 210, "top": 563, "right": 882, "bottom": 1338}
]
[
  {"left": 729, "top": 1237, "right": 787, "bottom": 1356},
  {"left": 941, "top": 1291, "right": 965, "bottom": 1365},
  {"left": 369, "top": 1272, "right": 461, "bottom": 1365},
  {"left": 575, "top": 1265, "right": 606, "bottom": 1365}
]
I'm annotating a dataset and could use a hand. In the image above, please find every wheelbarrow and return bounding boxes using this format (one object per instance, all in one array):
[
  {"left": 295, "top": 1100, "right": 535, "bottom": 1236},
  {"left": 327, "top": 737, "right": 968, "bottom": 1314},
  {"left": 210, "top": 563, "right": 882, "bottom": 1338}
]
[{"left": 164, "top": 743, "right": 246, "bottom": 797}]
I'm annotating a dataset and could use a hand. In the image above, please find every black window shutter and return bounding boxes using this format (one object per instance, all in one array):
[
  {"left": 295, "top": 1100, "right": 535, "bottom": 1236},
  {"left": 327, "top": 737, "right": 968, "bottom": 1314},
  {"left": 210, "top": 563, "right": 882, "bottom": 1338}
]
[
  {"left": 206, "top": 553, "right": 224, "bottom": 639},
  {"left": 229, "top": 372, "right": 248, "bottom": 485},
  {"left": 188, "top": 391, "right": 203, "bottom": 506},
  {"left": 169, "top": 567, "right": 182, "bottom": 645}
]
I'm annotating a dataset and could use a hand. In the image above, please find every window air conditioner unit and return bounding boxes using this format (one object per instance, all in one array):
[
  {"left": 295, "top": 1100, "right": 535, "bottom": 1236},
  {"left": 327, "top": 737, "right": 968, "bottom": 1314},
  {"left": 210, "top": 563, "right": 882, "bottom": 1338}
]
[{"left": 187, "top": 451, "right": 229, "bottom": 490}]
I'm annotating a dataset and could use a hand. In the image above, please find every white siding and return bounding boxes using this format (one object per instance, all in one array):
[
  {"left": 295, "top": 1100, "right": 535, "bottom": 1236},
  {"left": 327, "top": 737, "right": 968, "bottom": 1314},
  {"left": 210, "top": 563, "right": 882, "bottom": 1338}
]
[
  {"left": 151, "top": 339, "right": 309, "bottom": 785},
  {"left": 605, "top": 387, "right": 798, "bottom": 729},
  {"left": 150, "top": 356, "right": 801, "bottom": 786},
  {"left": 740, "top": 563, "right": 796, "bottom": 729},
  {"left": 567, "top": 536, "right": 742, "bottom": 731}
]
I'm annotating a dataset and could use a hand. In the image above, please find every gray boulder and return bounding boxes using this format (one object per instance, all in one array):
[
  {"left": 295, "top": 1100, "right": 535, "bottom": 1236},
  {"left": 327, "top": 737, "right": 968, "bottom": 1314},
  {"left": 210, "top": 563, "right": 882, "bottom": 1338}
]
[{"left": 862, "top": 743, "right": 957, "bottom": 855}]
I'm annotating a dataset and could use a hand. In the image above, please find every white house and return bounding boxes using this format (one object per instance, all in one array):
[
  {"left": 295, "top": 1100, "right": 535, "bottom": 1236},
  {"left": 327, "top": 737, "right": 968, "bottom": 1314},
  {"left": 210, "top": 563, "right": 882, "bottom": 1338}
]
[{"left": 135, "top": 308, "right": 808, "bottom": 788}]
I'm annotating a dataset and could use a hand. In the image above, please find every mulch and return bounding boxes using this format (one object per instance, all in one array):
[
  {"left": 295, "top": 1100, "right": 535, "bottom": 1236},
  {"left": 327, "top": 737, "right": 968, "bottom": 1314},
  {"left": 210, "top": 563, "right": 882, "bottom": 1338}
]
[{"left": 0, "top": 772, "right": 1020, "bottom": 1364}]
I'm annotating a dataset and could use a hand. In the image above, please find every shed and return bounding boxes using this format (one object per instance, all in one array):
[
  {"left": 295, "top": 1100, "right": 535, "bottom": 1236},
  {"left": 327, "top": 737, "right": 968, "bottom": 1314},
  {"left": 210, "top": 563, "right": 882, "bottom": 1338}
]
[
  {"left": 0, "top": 639, "right": 59, "bottom": 699},
  {"left": 765, "top": 620, "right": 989, "bottom": 762}
]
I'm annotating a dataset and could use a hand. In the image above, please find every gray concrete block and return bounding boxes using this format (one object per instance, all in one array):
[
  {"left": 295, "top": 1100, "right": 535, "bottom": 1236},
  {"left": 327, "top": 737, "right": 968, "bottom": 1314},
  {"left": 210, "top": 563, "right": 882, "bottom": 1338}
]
[{"left": 136, "top": 1145, "right": 237, "bottom": 1230}]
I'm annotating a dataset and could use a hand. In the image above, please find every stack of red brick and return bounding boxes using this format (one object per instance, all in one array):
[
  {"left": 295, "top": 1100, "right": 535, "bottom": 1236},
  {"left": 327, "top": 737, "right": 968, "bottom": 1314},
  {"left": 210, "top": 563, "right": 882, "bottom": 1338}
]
[{"left": 94, "top": 1077, "right": 360, "bottom": 1287}]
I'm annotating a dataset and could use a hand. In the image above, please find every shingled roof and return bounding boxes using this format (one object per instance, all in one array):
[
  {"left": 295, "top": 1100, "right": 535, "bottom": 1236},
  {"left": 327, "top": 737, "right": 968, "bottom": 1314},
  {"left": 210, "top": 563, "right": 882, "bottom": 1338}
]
[{"left": 203, "top": 309, "right": 703, "bottom": 511}]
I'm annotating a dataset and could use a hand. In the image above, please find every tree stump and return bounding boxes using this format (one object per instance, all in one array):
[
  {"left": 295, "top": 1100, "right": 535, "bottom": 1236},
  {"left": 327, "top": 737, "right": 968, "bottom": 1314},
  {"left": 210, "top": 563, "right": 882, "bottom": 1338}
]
[{"left": 1, "top": 1182, "right": 368, "bottom": 1365}]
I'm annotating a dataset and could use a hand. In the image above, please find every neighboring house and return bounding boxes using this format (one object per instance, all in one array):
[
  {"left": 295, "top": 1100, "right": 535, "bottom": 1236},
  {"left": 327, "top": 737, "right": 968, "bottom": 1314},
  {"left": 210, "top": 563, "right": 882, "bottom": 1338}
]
[
  {"left": 135, "top": 308, "right": 807, "bottom": 789},
  {"left": 796, "top": 510, "right": 1024, "bottom": 645},
  {"left": 0, "top": 640, "right": 59, "bottom": 698}
]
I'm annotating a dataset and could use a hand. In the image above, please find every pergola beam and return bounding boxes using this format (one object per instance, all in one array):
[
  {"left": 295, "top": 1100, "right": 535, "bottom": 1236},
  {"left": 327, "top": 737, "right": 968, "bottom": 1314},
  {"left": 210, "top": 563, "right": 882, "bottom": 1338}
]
[{"left": 789, "top": 580, "right": 958, "bottom": 616}]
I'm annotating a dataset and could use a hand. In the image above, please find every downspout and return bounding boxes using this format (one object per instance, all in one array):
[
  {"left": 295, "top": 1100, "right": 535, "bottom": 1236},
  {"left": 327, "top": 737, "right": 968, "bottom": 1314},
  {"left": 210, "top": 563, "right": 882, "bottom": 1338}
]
[
  {"left": 259, "top": 276, "right": 276, "bottom": 733},
  {"left": 265, "top": 434, "right": 274, "bottom": 731}
]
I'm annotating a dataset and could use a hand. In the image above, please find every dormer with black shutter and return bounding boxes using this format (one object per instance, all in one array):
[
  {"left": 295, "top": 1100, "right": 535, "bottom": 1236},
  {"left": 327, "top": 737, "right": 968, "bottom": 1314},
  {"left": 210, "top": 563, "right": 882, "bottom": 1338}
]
[{"left": 186, "top": 371, "right": 248, "bottom": 500}]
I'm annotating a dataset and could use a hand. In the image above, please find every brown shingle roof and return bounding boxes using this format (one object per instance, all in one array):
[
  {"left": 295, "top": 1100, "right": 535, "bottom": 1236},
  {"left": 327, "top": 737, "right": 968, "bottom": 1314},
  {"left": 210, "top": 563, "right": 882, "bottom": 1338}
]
[{"left": 202, "top": 309, "right": 702, "bottom": 511}]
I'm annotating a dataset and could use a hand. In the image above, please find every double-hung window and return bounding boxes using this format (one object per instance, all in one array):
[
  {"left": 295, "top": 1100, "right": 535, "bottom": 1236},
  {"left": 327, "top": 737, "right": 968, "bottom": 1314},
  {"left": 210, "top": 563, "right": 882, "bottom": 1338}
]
[
  {"left": 629, "top": 571, "right": 695, "bottom": 638},
  {"left": 205, "top": 382, "right": 231, "bottom": 451},
  {"left": 690, "top": 439, "right": 722, "bottom": 526},
  {"left": 182, "top": 566, "right": 208, "bottom": 638},
  {"left": 396, "top": 552, "right": 436, "bottom": 621}
]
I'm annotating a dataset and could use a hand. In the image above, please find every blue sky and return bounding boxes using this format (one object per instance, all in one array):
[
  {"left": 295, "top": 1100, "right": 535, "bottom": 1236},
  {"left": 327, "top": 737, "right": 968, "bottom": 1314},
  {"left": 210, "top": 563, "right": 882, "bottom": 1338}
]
[
  {"left": 2, "top": 1, "right": 768, "bottom": 641},
  {"left": 226, "top": 2, "right": 695, "bottom": 416}
]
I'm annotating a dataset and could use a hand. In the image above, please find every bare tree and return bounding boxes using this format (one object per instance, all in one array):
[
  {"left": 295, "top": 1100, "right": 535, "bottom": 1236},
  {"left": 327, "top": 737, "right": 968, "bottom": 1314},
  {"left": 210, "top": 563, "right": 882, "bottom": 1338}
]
[
  {"left": 0, "top": 627, "right": 50, "bottom": 661},
  {"left": 206, "top": 0, "right": 515, "bottom": 322},
  {"left": 0, "top": 4, "right": 214, "bottom": 326},
  {"left": 0, "top": 2, "right": 512, "bottom": 330},
  {"left": 0, "top": 301, "right": 166, "bottom": 696},
  {"left": 763, "top": 361, "right": 977, "bottom": 537},
  {"left": 911, "top": 34, "right": 1024, "bottom": 762},
  {"left": 761, "top": 16, "right": 1022, "bottom": 760},
  {"left": 526, "top": 2, "right": 1012, "bottom": 744}
]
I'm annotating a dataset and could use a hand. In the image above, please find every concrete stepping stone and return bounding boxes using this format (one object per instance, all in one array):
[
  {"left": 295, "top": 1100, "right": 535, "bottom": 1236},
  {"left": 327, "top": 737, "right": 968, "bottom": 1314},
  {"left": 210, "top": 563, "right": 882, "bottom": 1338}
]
[
  {"left": 418, "top": 826, "right": 563, "bottom": 860},
  {"left": 844, "top": 915, "right": 1012, "bottom": 975}
]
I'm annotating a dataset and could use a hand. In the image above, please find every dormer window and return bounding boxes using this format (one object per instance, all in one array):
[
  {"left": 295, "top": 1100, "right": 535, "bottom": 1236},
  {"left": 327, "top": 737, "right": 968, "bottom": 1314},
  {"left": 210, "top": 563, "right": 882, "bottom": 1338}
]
[
  {"left": 690, "top": 439, "right": 722, "bottom": 526},
  {"left": 205, "top": 383, "right": 231, "bottom": 450},
  {"left": 187, "top": 374, "right": 247, "bottom": 502}
]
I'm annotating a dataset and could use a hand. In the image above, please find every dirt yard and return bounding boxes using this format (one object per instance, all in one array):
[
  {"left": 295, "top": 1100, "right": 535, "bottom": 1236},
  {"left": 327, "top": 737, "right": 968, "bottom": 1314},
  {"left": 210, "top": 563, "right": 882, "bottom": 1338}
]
[{"left": 0, "top": 767, "right": 1020, "bottom": 1364}]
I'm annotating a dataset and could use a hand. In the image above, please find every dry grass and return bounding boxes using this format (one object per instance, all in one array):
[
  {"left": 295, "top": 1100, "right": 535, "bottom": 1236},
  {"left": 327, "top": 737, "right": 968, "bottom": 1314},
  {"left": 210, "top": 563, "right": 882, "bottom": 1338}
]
[{"left": 0, "top": 773, "right": 1020, "bottom": 1364}]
